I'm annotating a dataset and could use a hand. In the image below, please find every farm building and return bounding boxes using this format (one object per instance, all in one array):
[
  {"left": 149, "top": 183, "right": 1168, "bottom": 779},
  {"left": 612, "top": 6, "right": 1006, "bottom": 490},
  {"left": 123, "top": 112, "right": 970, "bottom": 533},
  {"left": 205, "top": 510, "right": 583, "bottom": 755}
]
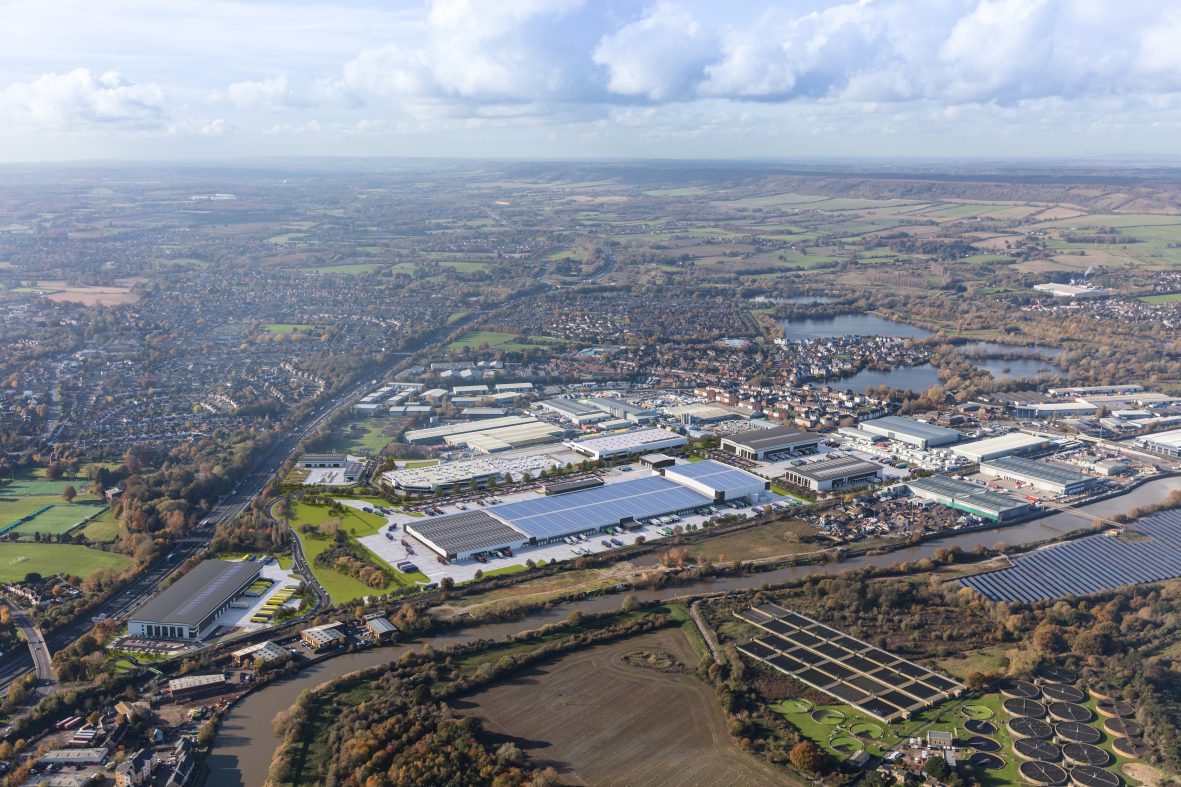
[
  {"left": 720, "top": 426, "right": 821, "bottom": 461},
  {"left": 979, "top": 456, "right": 1096, "bottom": 495},
  {"left": 129, "top": 560, "right": 261, "bottom": 641},
  {"left": 780, "top": 455, "right": 883, "bottom": 492},
  {"left": 907, "top": 475, "right": 1032, "bottom": 522},
  {"left": 951, "top": 432, "right": 1050, "bottom": 463},
  {"left": 859, "top": 416, "right": 961, "bottom": 449},
  {"left": 565, "top": 428, "right": 687, "bottom": 460}
]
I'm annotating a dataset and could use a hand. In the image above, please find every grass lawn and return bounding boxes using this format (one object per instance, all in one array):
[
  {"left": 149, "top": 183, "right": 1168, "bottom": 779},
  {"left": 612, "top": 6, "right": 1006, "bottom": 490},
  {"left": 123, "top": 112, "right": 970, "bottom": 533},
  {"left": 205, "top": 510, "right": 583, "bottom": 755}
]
[
  {"left": 78, "top": 508, "right": 121, "bottom": 541},
  {"left": 287, "top": 501, "right": 426, "bottom": 603},
  {"left": 0, "top": 542, "right": 130, "bottom": 582},
  {"left": 315, "top": 416, "right": 403, "bottom": 455},
  {"left": 0, "top": 496, "right": 58, "bottom": 525},
  {"left": 446, "top": 330, "right": 564, "bottom": 352},
  {"left": 309, "top": 263, "right": 381, "bottom": 275},
  {"left": 684, "top": 519, "right": 818, "bottom": 563},
  {"left": 8, "top": 504, "right": 106, "bottom": 536},
  {"left": 261, "top": 323, "right": 318, "bottom": 334},
  {"left": 1138, "top": 292, "right": 1181, "bottom": 304},
  {"left": 0, "top": 476, "right": 92, "bottom": 497}
]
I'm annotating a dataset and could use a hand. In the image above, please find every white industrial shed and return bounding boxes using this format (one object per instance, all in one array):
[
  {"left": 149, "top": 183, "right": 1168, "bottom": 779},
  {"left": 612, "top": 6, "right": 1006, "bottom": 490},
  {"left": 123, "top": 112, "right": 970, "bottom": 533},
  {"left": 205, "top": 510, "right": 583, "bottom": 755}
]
[
  {"left": 661, "top": 461, "right": 768, "bottom": 502},
  {"left": 951, "top": 433, "right": 1049, "bottom": 463},
  {"left": 566, "top": 428, "right": 687, "bottom": 460},
  {"left": 859, "top": 416, "right": 961, "bottom": 449}
]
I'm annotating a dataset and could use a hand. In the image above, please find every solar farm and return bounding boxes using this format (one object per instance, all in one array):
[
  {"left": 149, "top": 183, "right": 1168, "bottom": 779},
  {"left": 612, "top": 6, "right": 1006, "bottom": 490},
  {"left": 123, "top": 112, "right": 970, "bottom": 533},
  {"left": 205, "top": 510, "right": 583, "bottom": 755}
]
[
  {"left": 958, "top": 510, "right": 1181, "bottom": 601},
  {"left": 735, "top": 603, "right": 964, "bottom": 722}
]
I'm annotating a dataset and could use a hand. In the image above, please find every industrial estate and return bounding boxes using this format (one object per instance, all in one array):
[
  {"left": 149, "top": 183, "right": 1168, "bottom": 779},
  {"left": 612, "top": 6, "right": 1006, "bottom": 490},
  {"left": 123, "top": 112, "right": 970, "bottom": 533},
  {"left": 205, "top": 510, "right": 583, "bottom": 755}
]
[{"left": 1, "top": 156, "right": 1180, "bottom": 787}]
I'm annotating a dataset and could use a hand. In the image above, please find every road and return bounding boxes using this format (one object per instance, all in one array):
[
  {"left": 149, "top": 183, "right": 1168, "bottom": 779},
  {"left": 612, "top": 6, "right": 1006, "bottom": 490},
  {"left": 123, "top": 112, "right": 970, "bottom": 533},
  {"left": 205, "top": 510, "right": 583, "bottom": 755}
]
[{"left": 11, "top": 606, "right": 53, "bottom": 685}]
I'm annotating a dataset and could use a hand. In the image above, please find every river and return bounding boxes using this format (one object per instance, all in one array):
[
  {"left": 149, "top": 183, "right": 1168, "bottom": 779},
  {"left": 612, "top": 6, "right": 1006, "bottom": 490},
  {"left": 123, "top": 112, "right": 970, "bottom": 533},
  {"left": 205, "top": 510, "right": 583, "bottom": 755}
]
[{"left": 207, "top": 475, "right": 1181, "bottom": 786}]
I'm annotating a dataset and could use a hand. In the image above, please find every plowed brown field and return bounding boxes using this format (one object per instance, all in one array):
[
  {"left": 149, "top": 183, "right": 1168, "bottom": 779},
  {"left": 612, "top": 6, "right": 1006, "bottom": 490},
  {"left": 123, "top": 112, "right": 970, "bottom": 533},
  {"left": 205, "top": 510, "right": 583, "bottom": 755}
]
[{"left": 457, "top": 628, "right": 793, "bottom": 786}]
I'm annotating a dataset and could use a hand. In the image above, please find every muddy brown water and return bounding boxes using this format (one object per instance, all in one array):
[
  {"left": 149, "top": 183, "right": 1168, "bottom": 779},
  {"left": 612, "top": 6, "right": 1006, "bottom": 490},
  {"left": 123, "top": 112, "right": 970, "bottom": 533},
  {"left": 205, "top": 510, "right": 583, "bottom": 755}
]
[{"left": 207, "top": 476, "right": 1181, "bottom": 786}]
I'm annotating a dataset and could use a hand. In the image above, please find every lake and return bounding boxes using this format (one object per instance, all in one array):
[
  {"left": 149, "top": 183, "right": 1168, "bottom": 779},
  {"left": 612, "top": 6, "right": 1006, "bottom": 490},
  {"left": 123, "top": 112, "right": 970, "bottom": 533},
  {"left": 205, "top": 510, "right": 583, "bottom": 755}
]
[
  {"left": 833, "top": 363, "right": 942, "bottom": 392},
  {"left": 779, "top": 313, "right": 933, "bottom": 340}
]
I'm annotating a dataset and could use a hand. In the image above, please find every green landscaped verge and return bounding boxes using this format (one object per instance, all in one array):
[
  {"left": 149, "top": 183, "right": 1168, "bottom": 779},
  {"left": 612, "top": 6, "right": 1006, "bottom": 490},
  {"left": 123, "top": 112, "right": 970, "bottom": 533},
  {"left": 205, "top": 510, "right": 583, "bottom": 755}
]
[
  {"left": 1138, "top": 292, "right": 1181, "bottom": 304},
  {"left": 477, "top": 564, "right": 528, "bottom": 579},
  {"left": 0, "top": 542, "right": 131, "bottom": 582},
  {"left": 287, "top": 501, "right": 427, "bottom": 603}
]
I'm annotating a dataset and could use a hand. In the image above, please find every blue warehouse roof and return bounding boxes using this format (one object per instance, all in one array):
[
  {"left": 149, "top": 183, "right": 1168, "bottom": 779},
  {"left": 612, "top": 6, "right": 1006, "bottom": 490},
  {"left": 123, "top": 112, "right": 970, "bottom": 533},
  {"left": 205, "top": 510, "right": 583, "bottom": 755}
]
[
  {"left": 489, "top": 475, "right": 711, "bottom": 540},
  {"left": 663, "top": 460, "right": 764, "bottom": 495}
]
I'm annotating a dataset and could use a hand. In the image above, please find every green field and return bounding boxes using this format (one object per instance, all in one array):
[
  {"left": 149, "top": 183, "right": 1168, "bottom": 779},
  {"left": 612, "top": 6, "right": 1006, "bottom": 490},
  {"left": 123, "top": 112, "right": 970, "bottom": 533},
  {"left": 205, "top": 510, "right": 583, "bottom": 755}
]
[
  {"left": 0, "top": 476, "right": 91, "bottom": 497},
  {"left": 0, "top": 542, "right": 130, "bottom": 582},
  {"left": 261, "top": 323, "right": 318, "bottom": 334},
  {"left": 315, "top": 416, "right": 403, "bottom": 455},
  {"left": 446, "top": 331, "right": 564, "bottom": 352},
  {"left": 287, "top": 501, "right": 427, "bottom": 603},
  {"left": 0, "top": 496, "right": 60, "bottom": 526},
  {"left": 7, "top": 504, "right": 106, "bottom": 536},
  {"left": 1139, "top": 292, "right": 1181, "bottom": 303},
  {"left": 77, "top": 508, "right": 120, "bottom": 541},
  {"left": 309, "top": 263, "right": 381, "bottom": 275}
]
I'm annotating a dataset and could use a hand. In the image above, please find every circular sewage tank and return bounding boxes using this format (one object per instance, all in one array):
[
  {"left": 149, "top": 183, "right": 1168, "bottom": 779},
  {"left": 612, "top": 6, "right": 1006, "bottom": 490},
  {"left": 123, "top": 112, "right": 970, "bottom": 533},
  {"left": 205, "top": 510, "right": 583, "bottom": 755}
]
[
  {"left": 1019, "top": 761, "right": 1069, "bottom": 786},
  {"left": 1008, "top": 717, "right": 1055, "bottom": 739},
  {"left": 1062, "top": 743, "right": 1111, "bottom": 768},
  {"left": 1037, "top": 665, "right": 1077, "bottom": 684},
  {"left": 1015, "top": 738, "right": 1062, "bottom": 762},
  {"left": 1069, "top": 765, "right": 1121, "bottom": 787},
  {"left": 1001, "top": 678, "right": 1042, "bottom": 699},
  {"left": 965, "top": 719, "right": 998, "bottom": 735},
  {"left": 1054, "top": 722, "right": 1102, "bottom": 745},
  {"left": 1111, "top": 738, "right": 1151, "bottom": 759},
  {"left": 1042, "top": 683, "right": 1087, "bottom": 703},
  {"left": 968, "top": 752, "right": 1006, "bottom": 771},
  {"left": 1103, "top": 718, "right": 1143, "bottom": 738},
  {"left": 1049, "top": 702, "right": 1093, "bottom": 723},
  {"left": 1005, "top": 697, "right": 1048, "bottom": 718},
  {"left": 1096, "top": 699, "right": 1134, "bottom": 718},
  {"left": 967, "top": 735, "right": 1001, "bottom": 753}
]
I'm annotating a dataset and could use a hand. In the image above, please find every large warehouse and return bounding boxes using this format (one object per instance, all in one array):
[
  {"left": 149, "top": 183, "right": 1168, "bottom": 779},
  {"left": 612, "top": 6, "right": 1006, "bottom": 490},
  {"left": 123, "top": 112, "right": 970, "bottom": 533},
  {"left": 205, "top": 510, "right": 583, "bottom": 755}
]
[
  {"left": 859, "top": 416, "right": 961, "bottom": 449},
  {"left": 129, "top": 560, "right": 260, "bottom": 641},
  {"left": 780, "top": 454, "right": 883, "bottom": 492},
  {"left": 907, "top": 475, "right": 1032, "bottom": 522},
  {"left": 951, "top": 432, "right": 1049, "bottom": 463},
  {"left": 1139, "top": 428, "right": 1181, "bottom": 458},
  {"left": 565, "top": 428, "right": 687, "bottom": 460},
  {"left": 405, "top": 459, "right": 766, "bottom": 560},
  {"left": 378, "top": 455, "right": 554, "bottom": 494},
  {"left": 538, "top": 398, "right": 610, "bottom": 425},
  {"left": 979, "top": 456, "right": 1096, "bottom": 496},
  {"left": 720, "top": 426, "right": 821, "bottom": 461}
]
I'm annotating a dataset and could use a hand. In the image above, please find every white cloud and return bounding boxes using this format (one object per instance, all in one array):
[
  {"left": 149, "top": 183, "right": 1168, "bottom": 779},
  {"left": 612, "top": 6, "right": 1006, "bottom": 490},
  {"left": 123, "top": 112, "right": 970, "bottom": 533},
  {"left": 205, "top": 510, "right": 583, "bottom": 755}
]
[
  {"left": 592, "top": 2, "right": 715, "bottom": 101},
  {"left": 220, "top": 75, "right": 297, "bottom": 111},
  {"left": 0, "top": 68, "right": 165, "bottom": 130}
]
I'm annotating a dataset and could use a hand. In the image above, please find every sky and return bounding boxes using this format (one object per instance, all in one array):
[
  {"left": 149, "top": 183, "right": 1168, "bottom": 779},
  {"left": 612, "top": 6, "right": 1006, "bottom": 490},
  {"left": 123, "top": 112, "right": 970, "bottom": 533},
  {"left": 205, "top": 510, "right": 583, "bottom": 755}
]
[{"left": 1, "top": 0, "right": 1181, "bottom": 162}]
